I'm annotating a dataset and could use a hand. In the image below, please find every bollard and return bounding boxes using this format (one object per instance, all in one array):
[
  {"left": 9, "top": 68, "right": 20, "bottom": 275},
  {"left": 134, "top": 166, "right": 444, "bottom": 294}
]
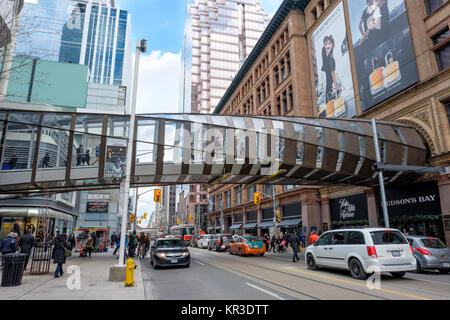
[{"left": 124, "top": 258, "right": 135, "bottom": 287}]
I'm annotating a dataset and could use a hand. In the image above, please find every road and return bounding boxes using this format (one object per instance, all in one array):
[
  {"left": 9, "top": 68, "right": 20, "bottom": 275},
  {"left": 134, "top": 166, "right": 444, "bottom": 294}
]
[{"left": 141, "top": 247, "right": 450, "bottom": 300}]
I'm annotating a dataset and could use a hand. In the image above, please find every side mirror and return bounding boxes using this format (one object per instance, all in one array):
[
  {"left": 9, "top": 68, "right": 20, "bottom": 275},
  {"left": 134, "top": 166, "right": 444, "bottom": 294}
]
[{"left": 313, "top": 241, "right": 318, "bottom": 246}]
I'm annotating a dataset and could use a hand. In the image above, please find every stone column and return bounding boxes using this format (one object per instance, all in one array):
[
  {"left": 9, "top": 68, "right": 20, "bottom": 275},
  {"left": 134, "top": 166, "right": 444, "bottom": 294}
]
[
  {"left": 320, "top": 197, "right": 331, "bottom": 231},
  {"left": 257, "top": 206, "right": 262, "bottom": 237},
  {"left": 437, "top": 174, "right": 450, "bottom": 245},
  {"left": 300, "top": 189, "right": 321, "bottom": 239},
  {"left": 365, "top": 188, "right": 381, "bottom": 227}
]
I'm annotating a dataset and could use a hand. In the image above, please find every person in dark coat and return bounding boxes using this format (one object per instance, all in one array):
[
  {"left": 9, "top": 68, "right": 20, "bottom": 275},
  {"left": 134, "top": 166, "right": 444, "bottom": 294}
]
[
  {"left": 52, "top": 232, "right": 68, "bottom": 278},
  {"left": 76, "top": 145, "right": 84, "bottom": 166},
  {"left": 8, "top": 153, "right": 18, "bottom": 169},
  {"left": 42, "top": 153, "right": 50, "bottom": 168},
  {"left": 68, "top": 233, "right": 76, "bottom": 251},
  {"left": 83, "top": 149, "right": 91, "bottom": 166},
  {"left": 289, "top": 231, "right": 301, "bottom": 262},
  {"left": 19, "top": 229, "right": 35, "bottom": 270},
  {"left": 0, "top": 232, "right": 17, "bottom": 254}
]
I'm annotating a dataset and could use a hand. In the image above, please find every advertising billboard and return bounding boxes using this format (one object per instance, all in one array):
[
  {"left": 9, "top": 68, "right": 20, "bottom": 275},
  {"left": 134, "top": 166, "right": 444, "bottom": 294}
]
[
  {"left": 330, "top": 193, "right": 368, "bottom": 222},
  {"left": 86, "top": 202, "right": 109, "bottom": 213},
  {"left": 311, "top": 2, "right": 357, "bottom": 118},
  {"left": 347, "top": 0, "right": 419, "bottom": 111}
]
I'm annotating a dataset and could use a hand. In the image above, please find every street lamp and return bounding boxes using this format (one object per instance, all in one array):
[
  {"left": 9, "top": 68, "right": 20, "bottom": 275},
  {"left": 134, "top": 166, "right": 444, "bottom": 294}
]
[{"left": 116, "top": 39, "right": 147, "bottom": 267}]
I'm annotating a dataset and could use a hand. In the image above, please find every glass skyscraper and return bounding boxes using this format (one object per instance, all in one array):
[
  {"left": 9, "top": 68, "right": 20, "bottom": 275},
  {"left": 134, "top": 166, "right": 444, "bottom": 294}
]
[
  {"left": 15, "top": 0, "right": 131, "bottom": 86},
  {"left": 180, "top": 0, "right": 269, "bottom": 114}
]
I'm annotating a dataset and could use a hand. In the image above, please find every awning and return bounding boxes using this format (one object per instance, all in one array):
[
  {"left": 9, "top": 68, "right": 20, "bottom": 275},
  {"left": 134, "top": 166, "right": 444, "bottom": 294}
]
[
  {"left": 243, "top": 222, "right": 258, "bottom": 229},
  {"left": 258, "top": 220, "right": 275, "bottom": 228},
  {"left": 278, "top": 218, "right": 302, "bottom": 227},
  {"left": 229, "top": 224, "right": 242, "bottom": 230},
  {"left": 0, "top": 207, "right": 74, "bottom": 222}
]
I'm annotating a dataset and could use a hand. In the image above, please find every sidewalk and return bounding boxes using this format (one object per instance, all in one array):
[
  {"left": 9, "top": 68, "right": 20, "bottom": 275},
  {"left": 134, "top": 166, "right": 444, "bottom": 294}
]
[{"left": 0, "top": 251, "right": 145, "bottom": 300}]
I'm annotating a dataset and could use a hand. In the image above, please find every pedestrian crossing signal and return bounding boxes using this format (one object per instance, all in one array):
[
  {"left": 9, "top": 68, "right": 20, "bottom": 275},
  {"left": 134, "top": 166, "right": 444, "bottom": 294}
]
[
  {"left": 154, "top": 189, "right": 161, "bottom": 203},
  {"left": 254, "top": 193, "right": 261, "bottom": 205},
  {"left": 276, "top": 213, "right": 281, "bottom": 223}
]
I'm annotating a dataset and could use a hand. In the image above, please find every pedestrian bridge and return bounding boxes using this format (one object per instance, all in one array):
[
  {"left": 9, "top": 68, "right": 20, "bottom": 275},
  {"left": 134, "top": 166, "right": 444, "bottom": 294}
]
[{"left": 0, "top": 109, "right": 428, "bottom": 194}]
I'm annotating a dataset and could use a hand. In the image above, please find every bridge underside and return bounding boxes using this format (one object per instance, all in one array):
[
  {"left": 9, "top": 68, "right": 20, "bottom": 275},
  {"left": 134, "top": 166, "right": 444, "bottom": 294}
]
[{"left": 0, "top": 110, "right": 428, "bottom": 195}]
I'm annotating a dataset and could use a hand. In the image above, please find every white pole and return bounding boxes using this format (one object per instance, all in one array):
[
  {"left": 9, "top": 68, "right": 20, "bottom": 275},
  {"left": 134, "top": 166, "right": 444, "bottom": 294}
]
[
  {"left": 371, "top": 118, "right": 390, "bottom": 228},
  {"left": 117, "top": 40, "right": 146, "bottom": 266}
]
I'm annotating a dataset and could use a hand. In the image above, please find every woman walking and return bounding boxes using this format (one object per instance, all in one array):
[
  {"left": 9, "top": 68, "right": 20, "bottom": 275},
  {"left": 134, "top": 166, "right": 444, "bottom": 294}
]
[
  {"left": 52, "top": 232, "right": 69, "bottom": 278},
  {"left": 85, "top": 233, "right": 94, "bottom": 259},
  {"left": 68, "top": 233, "right": 76, "bottom": 252}
]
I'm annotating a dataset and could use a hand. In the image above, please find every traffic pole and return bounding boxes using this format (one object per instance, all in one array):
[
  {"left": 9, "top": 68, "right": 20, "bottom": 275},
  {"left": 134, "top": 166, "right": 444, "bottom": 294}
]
[{"left": 117, "top": 40, "right": 147, "bottom": 266}]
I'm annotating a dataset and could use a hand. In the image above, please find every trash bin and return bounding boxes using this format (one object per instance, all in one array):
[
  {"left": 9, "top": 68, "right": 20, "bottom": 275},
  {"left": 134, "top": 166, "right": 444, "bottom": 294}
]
[{"left": 1, "top": 253, "right": 27, "bottom": 287}]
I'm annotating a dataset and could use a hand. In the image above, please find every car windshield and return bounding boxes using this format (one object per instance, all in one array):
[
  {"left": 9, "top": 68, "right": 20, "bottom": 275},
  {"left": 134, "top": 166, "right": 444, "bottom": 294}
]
[
  {"left": 157, "top": 240, "right": 185, "bottom": 248},
  {"left": 420, "top": 238, "right": 446, "bottom": 249},
  {"left": 244, "top": 237, "right": 261, "bottom": 242},
  {"left": 370, "top": 231, "right": 407, "bottom": 245}
]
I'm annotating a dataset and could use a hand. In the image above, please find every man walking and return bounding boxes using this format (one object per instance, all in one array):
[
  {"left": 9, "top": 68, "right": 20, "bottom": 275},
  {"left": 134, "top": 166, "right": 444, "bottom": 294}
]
[
  {"left": 19, "top": 229, "right": 35, "bottom": 270},
  {"left": 290, "top": 231, "right": 301, "bottom": 262},
  {"left": 76, "top": 145, "right": 84, "bottom": 166}
]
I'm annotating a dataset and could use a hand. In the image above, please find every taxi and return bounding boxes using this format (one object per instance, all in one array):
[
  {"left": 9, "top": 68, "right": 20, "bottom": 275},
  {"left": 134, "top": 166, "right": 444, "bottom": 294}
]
[{"left": 229, "top": 235, "right": 266, "bottom": 256}]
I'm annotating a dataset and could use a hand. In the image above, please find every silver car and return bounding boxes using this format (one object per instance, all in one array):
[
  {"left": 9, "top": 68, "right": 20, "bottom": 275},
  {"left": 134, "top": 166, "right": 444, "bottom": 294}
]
[{"left": 406, "top": 236, "right": 450, "bottom": 274}]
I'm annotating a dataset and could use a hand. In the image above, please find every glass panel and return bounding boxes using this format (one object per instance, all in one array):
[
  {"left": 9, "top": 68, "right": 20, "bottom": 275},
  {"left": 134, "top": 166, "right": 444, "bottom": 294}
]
[
  {"left": 72, "top": 133, "right": 102, "bottom": 167},
  {"left": 8, "top": 113, "right": 41, "bottom": 126},
  {"left": 191, "top": 122, "right": 205, "bottom": 163},
  {"left": 108, "top": 115, "right": 130, "bottom": 138},
  {"left": 75, "top": 114, "right": 104, "bottom": 135},
  {"left": 42, "top": 114, "right": 72, "bottom": 130},
  {"left": 136, "top": 119, "right": 158, "bottom": 143},
  {"left": 211, "top": 127, "right": 225, "bottom": 163},
  {"left": 2, "top": 121, "right": 38, "bottom": 170},
  {"left": 315, "top": 127, "right": 325, "bottom": 168},
  {"left": 37, "top": 128, "right": 69, "bottom": 169},
  {"left": 164, "top": 121, "right": 183, "bottom": 164},
  {"left": 136, "top": 142, "right": 156, "bottom": 164},
  {"left": 235, "top": 129, "right": 246, "bottom": 163},
  {"left": 105, "top": 138, "right": 128, "bottom": 178},
  {"left": 294, "top": 123, "right": 304, "bottom": 165}
]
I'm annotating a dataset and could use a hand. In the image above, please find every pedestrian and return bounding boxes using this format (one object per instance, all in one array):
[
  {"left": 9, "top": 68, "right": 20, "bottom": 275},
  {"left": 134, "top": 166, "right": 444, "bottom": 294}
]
[
  {"left": 85, "top": 233, "right": 94, "bottom": 258},
  {"left": 309, "top": 231, "right": 319, "bottom": 245},
  {"left": 110, "top": 232, "right": 116, "bottom": 249},
  {"left": 92, "top": 232, "right": 97, "bottom": 251},
  {"left": 0, "top": 232, "right": 18, "bottom": 255},
  {"left": 13, "top": 233, "right": 19, "bottom": 250},
  {"left": 300, "top": 232, "right": 306, "bottom": 249},
  {"left": 76, "top": 145, "right": 84, "bottom": 166},
  {"left": 83, "top": 149, "right": 91, "bottom": 166},
  {"left": 269, "top": 234, "right": 276, "bottom": 253},
  {"left": 284, "top": 232, "right": 290, "bottom": 249},
  {"left": 8, "top": 153, "right": 18, "bottom": 170},
  {"left": 127, "top": 232, "right": 134, "bottom": 257},
  {"left": 52, "top": 231, "right": 69, "bottom": 278},
  {"left": 113, "top": 235, "right": 127, "bottom": 256},
  {"left": 19, "top": 228, "right": 35, "bottom": 270},
  {"left": 145, "top": 234, "right": 150, "bottom": 257},
  {"left": 290, "top": 231, "right": 301, "bottom": 262},
  {"left": 68, "top": 233, "right": 76, "bottom": 251},
  {"left": 42, "top": 153, "right": 50, "bottom": 168},
  {"left": 138, "top": 233, "right": 146, "bottom": 258}
]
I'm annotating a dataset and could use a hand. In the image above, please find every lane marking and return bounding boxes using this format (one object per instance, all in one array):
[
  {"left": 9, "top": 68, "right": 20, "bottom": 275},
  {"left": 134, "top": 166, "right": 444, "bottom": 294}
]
[
  {"left": 194, "top": 260, "right": 205, "bottom": 266},
  {"left": 283, "top": 267, "right": 432, "bottom": 301},
  {"left": 246, "top": 282, "right": 286, "bottom": 300}
]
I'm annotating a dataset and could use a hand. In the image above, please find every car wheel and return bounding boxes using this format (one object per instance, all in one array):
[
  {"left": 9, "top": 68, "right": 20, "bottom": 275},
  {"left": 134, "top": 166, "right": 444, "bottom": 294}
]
[
  {"left": 306, "top": 254, "right": 318, "bottom": 271},
  {"left": 391, "top": 272, "right": 406, "bottom": 279},
  {"left": 348, "top": 258, "right": 368, "bottom": 280},
  {"left": 439, "top": 269, "right": 449, "bottom": 274}
]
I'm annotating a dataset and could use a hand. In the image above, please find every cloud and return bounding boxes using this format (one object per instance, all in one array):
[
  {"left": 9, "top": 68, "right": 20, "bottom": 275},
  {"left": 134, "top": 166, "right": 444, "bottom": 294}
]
[{"left": 133, "top": 51, "right": 181, "bottom": 114}]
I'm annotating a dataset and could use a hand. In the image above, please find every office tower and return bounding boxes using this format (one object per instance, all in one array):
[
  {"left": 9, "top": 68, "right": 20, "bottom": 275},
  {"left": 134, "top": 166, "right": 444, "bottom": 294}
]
[{"left": 180, "top": 0, "right": 269, "bottom": 114}]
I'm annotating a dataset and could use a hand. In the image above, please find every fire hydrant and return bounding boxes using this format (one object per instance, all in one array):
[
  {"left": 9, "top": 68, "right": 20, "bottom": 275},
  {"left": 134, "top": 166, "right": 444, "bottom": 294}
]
[{"left": 124, "top": 258, "right": 135, "bottom": 287}]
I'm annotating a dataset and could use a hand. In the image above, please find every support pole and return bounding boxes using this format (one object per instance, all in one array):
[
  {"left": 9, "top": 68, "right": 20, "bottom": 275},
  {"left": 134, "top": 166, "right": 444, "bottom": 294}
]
[{"left": 371, "top": 119, "right": 390, "bottom": 228}]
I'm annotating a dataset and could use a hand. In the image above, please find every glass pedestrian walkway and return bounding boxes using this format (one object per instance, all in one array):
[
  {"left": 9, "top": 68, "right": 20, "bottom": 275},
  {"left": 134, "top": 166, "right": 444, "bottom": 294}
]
[{"left": 0, "top": 109, "right": 427, "bottom": 194}]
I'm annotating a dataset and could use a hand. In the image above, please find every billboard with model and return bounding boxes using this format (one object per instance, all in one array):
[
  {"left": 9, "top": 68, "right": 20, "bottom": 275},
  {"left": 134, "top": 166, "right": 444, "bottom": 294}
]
[
  {"left": 347, "top": 0, "right": 419, "bottom": 112},
  {"left": 311, "top": 2, "right": 357, "bottom": 118}
]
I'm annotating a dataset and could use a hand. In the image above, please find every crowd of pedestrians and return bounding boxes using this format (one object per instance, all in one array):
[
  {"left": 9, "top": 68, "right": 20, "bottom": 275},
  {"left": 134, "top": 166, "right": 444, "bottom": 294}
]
[{"left": 112, "top": 230, "right": 151, "bottom": 260}]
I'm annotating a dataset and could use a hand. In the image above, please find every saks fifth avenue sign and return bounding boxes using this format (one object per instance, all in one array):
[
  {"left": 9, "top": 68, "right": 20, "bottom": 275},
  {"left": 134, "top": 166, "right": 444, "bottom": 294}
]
[{"left": 338, "top": 198, "right": 356, "bottom": 220}]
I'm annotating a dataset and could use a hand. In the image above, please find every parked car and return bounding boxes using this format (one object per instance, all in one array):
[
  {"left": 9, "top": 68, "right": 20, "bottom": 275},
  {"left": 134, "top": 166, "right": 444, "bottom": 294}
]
[
  {"left": 208, "top": 234, "right": 233, "bottom": 252},
  {"left": 305, "top": 228, "right": 416, "bottom": 280},
  {"left": 406, "top": 235, "right": 450, "bottom": 274},
  {"left": 150, "top": 238, "right": 190, "bottom": 269},
  {"left": 229, "top": 235, "right": 266, "bottom": 256},
  {"left": 197, "top": 234, "right": 214, "bottom": 249}
]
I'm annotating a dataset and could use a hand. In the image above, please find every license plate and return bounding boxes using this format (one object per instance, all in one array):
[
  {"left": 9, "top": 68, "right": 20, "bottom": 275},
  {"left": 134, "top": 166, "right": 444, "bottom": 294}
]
[
  {"left": 170, "top": 258, "right": 178, "bottom": 263},
  {"left": 442, "top": 263, "right": 450, "bottom": 268},
  {"left": 391, "top": 251, "right": 401, "bottom": 257}
]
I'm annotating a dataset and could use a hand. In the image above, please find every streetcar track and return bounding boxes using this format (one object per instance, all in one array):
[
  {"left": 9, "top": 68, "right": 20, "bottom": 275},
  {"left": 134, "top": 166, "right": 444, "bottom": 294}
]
[{"left": 193, "top": 251, "right": 391, "bottom": 300}]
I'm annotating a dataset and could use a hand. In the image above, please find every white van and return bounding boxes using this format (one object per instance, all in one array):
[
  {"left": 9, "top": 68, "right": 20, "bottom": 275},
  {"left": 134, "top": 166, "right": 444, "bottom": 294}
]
[{"left": 305, "top": 228, "right": 416, "bottom": 279}]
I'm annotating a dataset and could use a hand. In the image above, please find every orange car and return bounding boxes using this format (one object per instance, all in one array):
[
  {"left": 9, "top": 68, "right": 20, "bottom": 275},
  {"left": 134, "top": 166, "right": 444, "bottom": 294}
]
[{"left": 229, "top": 235, "right": 266, "bottom": 256}]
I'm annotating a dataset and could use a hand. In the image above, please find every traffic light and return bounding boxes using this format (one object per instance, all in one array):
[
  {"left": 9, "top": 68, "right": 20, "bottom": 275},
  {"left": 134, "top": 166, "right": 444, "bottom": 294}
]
[
  {"left": 130, "top": 214, "right": 135, "bottom": 223},
  {"left": 144, "top": 212, "right": 147, "bottom": 219},
  {"left": 154, "top": 189, "right": 161, "bottom": 203},
  {"left": 276, "top": 213, "right": 281, "bottom": 223},
  {"left": 254, "top": 192, "right": 261, "bottom": 205},
  {"left": 177, "top": 218, "right": 180, "bottom": 225},
  {"left": 138, "top": 218, "right": 142, "bottom": 224},
  {"left": 188, "top": 214, "right": 192, "bottom": 222}
]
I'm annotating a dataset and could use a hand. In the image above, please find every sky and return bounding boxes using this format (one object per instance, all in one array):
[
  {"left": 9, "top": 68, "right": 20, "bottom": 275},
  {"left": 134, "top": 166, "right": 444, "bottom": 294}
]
[{"left": 115, "top": 0, "right": 283, "bottom": 227}]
